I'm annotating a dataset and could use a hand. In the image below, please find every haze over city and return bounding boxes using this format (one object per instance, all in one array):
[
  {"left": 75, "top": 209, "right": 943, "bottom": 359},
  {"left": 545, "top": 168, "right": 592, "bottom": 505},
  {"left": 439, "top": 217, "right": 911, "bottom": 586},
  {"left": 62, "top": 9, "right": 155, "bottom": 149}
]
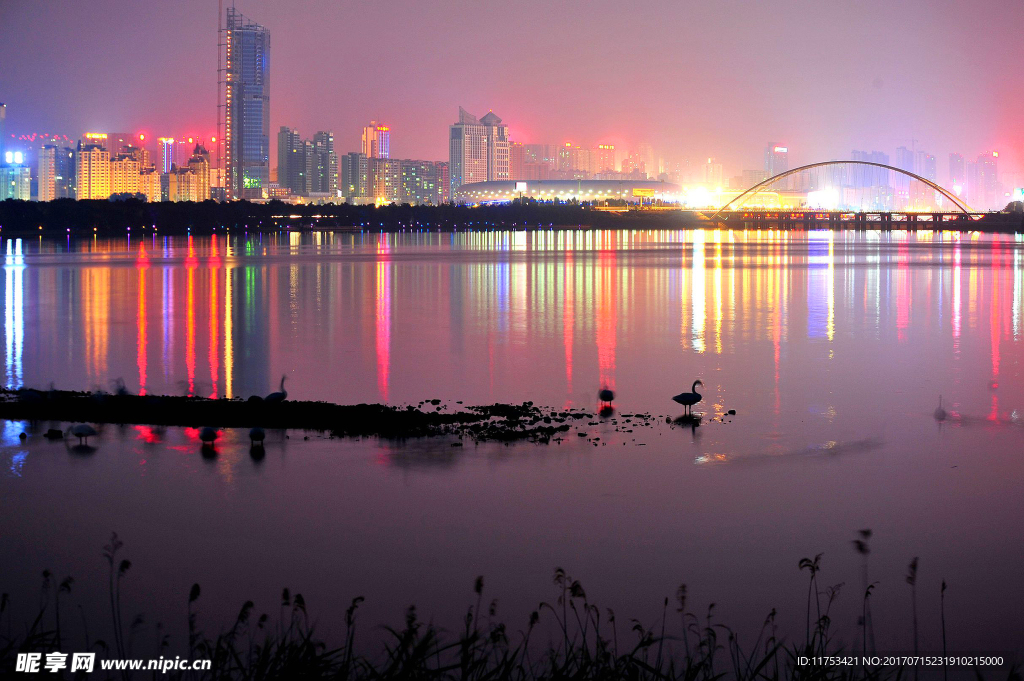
[{"left": 3, "top": 0, "right": 1023, "bottom": 185}]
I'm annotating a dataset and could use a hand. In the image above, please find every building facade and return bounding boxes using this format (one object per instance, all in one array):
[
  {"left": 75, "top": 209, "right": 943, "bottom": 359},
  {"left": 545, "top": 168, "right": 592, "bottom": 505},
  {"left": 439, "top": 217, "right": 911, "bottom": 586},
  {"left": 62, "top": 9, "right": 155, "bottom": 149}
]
[
  {"left": 361, "top": 122, "right": 390, "bottom": 159},
  {"left": 224, "top": 7, "right": 270, "bottom": 199},
  {"left": 448, "top": 107, "right": 509, "bottom": 201},
  {"left": 76, "top": 144, "right": 110, "bottom": 199},
  {"left": 38, "top": 145, "right": 57, "bottom": 201}
]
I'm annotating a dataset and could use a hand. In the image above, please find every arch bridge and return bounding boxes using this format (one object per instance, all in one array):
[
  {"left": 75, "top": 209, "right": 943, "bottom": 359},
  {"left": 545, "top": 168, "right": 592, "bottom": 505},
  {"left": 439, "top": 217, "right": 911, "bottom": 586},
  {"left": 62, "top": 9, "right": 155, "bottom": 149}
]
[{"left": 709, "top": 160, "right": 974, "bottom": 220}]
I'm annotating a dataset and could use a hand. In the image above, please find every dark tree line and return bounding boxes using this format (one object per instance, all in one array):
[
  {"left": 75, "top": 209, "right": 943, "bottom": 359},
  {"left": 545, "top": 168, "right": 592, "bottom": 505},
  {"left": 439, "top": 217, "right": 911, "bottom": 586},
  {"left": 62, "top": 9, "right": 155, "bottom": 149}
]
[{"left": 0, "top": 197, "right": 683, "bottom": 234}]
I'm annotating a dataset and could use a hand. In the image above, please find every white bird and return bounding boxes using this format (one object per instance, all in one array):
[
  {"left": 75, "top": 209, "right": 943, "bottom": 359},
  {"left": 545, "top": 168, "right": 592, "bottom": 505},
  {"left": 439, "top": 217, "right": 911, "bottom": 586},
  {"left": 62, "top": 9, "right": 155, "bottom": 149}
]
[
  {"left": 933, "top": 395, "right": 947, "bottom": 422},
  {"left": 70, "top": 424, "right": 97, "bottom": 445},
  {"left": 265, "top": 376, "right": 288, "bottom": 404},
  {"left": 249, "top": 427, "right": 266, "bottom": 446},
  {"left": 672, "top": 380, "right": 704, "bottom": 415}
]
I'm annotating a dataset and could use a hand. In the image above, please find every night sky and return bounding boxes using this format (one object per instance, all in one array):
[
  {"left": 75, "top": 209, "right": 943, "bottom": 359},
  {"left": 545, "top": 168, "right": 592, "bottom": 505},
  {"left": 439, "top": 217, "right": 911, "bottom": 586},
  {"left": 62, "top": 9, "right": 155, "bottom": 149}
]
[{"left": 1, "top": 0, "right": 1022, "bottom": 179}]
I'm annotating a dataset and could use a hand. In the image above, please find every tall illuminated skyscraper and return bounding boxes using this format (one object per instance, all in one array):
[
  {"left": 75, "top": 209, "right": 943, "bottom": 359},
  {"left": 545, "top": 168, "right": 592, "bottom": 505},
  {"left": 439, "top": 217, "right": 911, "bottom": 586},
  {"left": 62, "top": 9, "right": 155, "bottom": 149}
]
[
  {"left": 224, "top": 7, "right": 270, "bottom": 199},
  {"left": 361, "top": 122, "right": 390, "bottom": 159},
  {"left": 448, "top": 108, "right": 509, "bottom": 200}
]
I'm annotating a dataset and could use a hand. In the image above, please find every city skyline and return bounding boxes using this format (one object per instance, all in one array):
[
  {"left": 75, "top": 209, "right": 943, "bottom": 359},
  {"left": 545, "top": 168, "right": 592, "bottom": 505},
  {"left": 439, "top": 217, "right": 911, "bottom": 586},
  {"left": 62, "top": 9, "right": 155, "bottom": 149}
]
[{"left": 1, "top": 0, "right": 1022, "bottom": 183}]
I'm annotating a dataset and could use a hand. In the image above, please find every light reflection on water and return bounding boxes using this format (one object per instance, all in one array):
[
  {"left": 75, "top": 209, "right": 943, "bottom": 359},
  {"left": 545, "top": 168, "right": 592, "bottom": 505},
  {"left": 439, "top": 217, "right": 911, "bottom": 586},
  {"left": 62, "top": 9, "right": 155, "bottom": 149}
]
[{"left": 0, "top": 228, "right": 1023, "bottom": 655}]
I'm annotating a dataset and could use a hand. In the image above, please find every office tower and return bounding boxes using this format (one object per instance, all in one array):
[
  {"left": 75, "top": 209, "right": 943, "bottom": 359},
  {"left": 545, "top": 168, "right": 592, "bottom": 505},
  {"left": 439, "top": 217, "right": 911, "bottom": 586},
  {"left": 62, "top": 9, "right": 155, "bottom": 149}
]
[
  {"left": 110, "top": 153, "right": 141, "bottom": 195},
  {"left": 0, "top": 103, "right": 6, "bottom": 159},
  {"left": 596, "top": 145, "right": 616, "bottom": 173},
  {"left": 139, "top": 167, "right": 161, "bottom": 203},
  {"left": 55, "top": 147, "right": 75, "bottom": 198},
  {"left": 277, "top": 126, "right": 304, "bottom": 193},
  {"left": 188, "top": 144, "right": 211, "bottom": 200},
  {"left": 448, "top": 107, "right": 509, "bottom": 199},
  {"left": 311, "top": 131, "right": 337, "bottom": 195},
  {"left": 38, "top": 145, "right": 57, "bottom": 201},
  {"left": 361, "top": 122, "right": 390, "bottom": 159},
  {"left": 340, "top": 152, "right": 369, "bottom": 200},
  {"left": 224, "top": 6, "right": 270, "bottom": 199},
  {"left": 76, "top": 143, "right": 110, "bottom": 199},
  {"left": 949, "top": 153, "right": 966, "bottom": 194}
]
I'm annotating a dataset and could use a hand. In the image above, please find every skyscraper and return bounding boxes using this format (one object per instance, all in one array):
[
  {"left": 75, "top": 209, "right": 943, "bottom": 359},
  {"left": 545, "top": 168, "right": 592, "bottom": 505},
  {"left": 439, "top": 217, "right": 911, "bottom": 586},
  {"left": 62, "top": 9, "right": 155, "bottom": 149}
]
[
  {"left": 38, "top": 145, "right": 57, "bottom": 201},
  {"left": 0, "top": 103, "right": 6, "bottom": 160},
  {"left": 277, "top": 126, "right": 304, "bottom": 193},
  {"left": 188, "top": 144, "right": 212, "bottom": 200},
  {"left": 361, "top": 122, "right": 390, "bottom": 159},
  {"left": 448, "top": 107, "right": 509, "bottom": 200},
  {"left": 76, "top": 143, "right": 110, "bottom": 199},
  {"left": 311, "top": 131, "right": 338, "bottom": 195},
  {"left": 949, "top": 153, "right": 966, "bottom": 194},
  {"left": 224, "top": 7, "right": 270, "bottom": 200}
]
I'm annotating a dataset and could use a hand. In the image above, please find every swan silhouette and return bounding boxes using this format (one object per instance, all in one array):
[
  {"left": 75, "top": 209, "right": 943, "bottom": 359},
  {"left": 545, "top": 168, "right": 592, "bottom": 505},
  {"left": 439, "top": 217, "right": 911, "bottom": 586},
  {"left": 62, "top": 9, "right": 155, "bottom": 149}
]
[
  {"left": 70, "top": 424, "right": 97, "bottom": 445},
  {"left": 265, "top": 376, "right": 288, "bottom": 404},
  {"left": 672, "top": 380, "right": 704, "bottom": 415},
  {"left": 598, "top": 387, "right": 614, "bottom": 407},
  {"left": 249, "top": 427, "right": 266, "bottom": 446}
]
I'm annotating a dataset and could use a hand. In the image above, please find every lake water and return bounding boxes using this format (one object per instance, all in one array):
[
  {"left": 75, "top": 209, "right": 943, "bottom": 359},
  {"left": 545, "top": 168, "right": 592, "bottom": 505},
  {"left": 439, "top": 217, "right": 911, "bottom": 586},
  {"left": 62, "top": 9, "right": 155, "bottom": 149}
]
[{"left": 1, "top": 229, "right": 1022, "bottom": 657}]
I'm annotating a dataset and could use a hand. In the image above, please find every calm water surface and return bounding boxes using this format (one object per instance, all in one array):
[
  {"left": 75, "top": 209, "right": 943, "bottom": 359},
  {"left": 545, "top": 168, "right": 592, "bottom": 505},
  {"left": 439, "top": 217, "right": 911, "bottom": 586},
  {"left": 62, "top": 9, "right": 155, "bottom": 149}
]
[{"left": 1, "top": 229, "right": 1022, "bottom": 654}]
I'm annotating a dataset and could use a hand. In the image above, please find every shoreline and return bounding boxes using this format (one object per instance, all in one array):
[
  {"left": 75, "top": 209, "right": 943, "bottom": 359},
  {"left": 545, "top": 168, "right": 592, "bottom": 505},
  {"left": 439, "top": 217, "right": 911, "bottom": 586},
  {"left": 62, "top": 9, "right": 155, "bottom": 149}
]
[
  {"left": 1, "top": 199, "right": 1021, "bottom": 236},
  {"left": 0, "top": 388, "right": 661, "bottom": 444}
]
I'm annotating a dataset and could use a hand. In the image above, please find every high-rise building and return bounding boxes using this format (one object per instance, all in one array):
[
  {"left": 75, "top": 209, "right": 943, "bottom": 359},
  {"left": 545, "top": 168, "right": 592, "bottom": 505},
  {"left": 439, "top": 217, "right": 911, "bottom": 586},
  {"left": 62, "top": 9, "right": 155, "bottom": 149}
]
[
  {"left": 277, "top": 126, "right": 304, "bottom": 193},
  {"left": 188, "top": 144, "right": 211, "bottom": 200},
  {"left": 436, "top": 161, "right": 450, "bottom": 204},
  {"left": 510, "top": 142, "right": 525, "bottom": 181},
  {"left": 110, "top": 154, "right": 141, "bottom": 195},
  {"left": 76, "top": 143, "right": 110, "bottom": 199},
  {"left": 361, "top": 122, "right": 390, "bottom": 159},
  {"left": 55, "top": 147, "right": 76, "bottom": 198},
  {"left": 596, "top": 144, "right": 616, "bottom": 174},
  {"left": 158, "top": 138, "right": 175, "bottom": 173},
  {"left": 311, "top": 131, "right": 337, "bottom": 195},
  {"left": 949, "top": 153, "right": 966, "bottom": 195},
  {"left": 369, "top": 157, "right": 402, "bottom": 204},
  {"left": 975, "top": 151, "right": 999, "bottom": 209},
  {"left": 38, "top": 145, "right": 57, "bottom": 201},
  {"left": 340, "top": 152, "right": 369, "bottom": 200},
  {"left": 448, "top": 107, "right": 509, "bottom": 200},
  {"left": 0, "top": 166, "right": 31, "bottom": 201},
  {"left": 0, "top": 103, "right": 6, "bottom": 160},
  {"left": 105, "top": 132, "right": 137, "bottom": 157},
  {"left": 702, "top": 157, "right": 723, "bottom": 187},
  {"left": 638, "top": 143, "right": 655, "bottom": 179},
  {"left": 764, "top": 144, "right": 789, "bottom": 175},
  {"left": 400, "top": 160, "right": 440, "bottom": 205},
  {"left": 168, "top": 166, "right": 199, "bottom": 202},
  {"left": 140, "top": 167, "right": 161, "bottom": 203},
  {"left": 224, "top": 6, "right": 270, "bottom": 199},
  {"left": 1, "top": 140, "right": 31, "bottom": 201}
]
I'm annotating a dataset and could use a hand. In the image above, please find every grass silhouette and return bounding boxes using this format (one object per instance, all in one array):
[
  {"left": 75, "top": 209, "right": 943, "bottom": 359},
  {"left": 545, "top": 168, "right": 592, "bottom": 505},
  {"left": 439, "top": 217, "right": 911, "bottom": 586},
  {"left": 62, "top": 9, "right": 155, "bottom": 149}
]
[{"left": 1, "top": 532, "right": 1019, "bottom": 680}]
